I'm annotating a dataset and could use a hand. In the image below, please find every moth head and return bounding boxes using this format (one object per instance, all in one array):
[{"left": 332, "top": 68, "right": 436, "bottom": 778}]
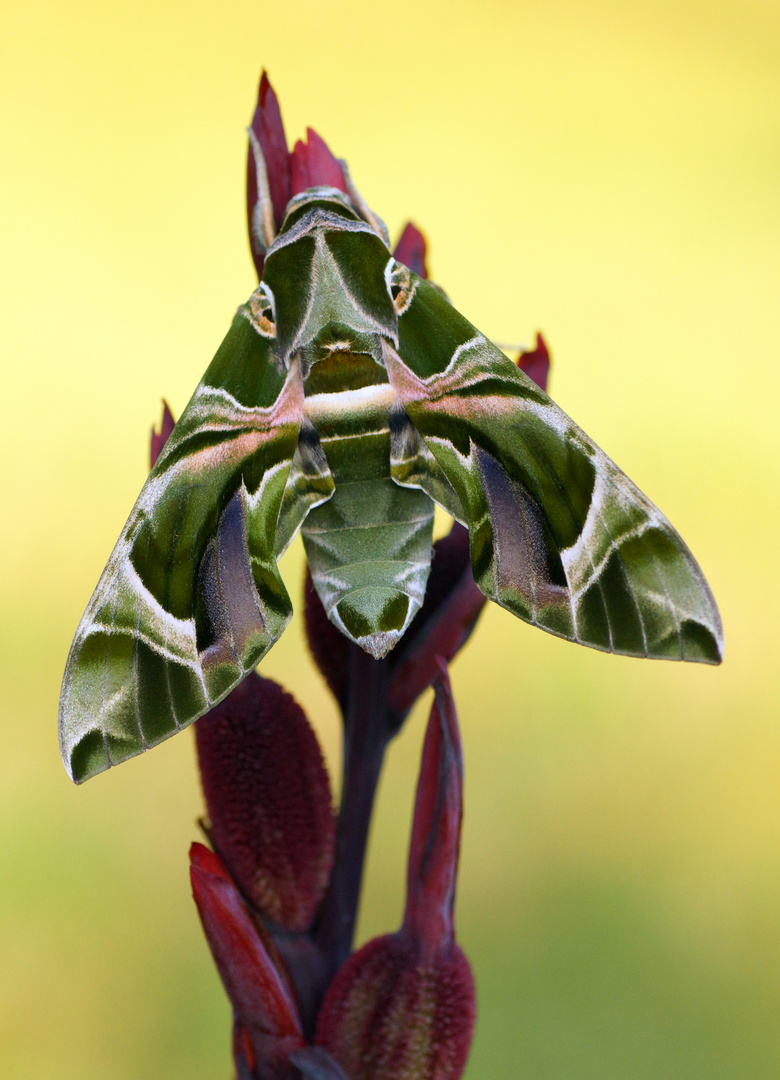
[
  {"left": 262, "top": 191, "right": 399, "bottom": 368},
  {"left": 278, "top": 183, "right": 391, "bottom": 250},
  {"left": 277, "top": 188, "right": 366, "bottom": 237}
]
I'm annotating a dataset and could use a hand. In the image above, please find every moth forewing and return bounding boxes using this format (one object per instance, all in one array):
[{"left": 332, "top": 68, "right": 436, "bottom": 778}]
[
  {"left": 383, "top": 274, "right": 723, "bottom": 664},
  {"left": 274, "top": 420, "right": 336, "bottom": 557},
  {"left": 59, "top": 313, "right": 304, "bottom": 783}
]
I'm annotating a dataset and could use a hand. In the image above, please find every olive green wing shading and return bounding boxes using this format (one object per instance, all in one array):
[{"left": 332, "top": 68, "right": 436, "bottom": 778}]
[
  {"left": 388, "top": 405, "right": 466, "bottom": 524},
  {"left": 383, "top": 274, "right": 723, "bottom": 664},
  {"left": 274, "top": 420, "right": 336, "bottom": 556},
  {"left": 59, "top": 304, "right": 304, "bottom": 783}
]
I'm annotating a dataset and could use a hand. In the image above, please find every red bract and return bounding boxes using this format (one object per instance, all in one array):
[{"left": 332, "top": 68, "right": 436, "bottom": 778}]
[
  {"left": 190, "top": 843, "right": 305, "bottom": 1079},
  {"left": 196, "top": 673, "right": 335, "bottom": 933},
  {"left": 290, "top": 129, "right": 349, "bottom": 198},
  {"left": 246, "top": 71, "right": 292, "bottom": 276},
  {"left": 246, "top": 71, "right": 349, "bottom": 279},
  {"left": 245, "top": 71, "right": 432, "bottom": 294},
  {"left": 517, "top": 331, "right": 551, "bottom": 392},
  {"left": 149, "top": 400, "right": 175, "bottom": 469},
  {"left": 315, "top": 667, "right": 475, "bottom": 1080},
  {"left": 392, "top": 223, "right": 428, "bottom": 279},
  {"left": 402, "top": 667, "right": 464, "bottom": 957}
]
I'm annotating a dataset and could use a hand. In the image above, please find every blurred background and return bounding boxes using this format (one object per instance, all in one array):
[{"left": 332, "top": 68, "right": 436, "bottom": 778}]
[{"left": 1, "top": 0, "right": 778, "bottom": 1076}]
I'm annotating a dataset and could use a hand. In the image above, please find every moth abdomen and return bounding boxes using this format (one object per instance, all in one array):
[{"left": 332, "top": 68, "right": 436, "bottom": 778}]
[
  {"left": 299, "top": 349, "right": 435, "bottom": 658},
  {"left": 301, "top": 478, "right": 435, "bottom": 659}
]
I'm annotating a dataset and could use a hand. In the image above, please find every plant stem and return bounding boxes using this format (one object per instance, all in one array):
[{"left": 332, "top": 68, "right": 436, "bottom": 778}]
[{"left": 314, "top": 646, "right": 391, "bottom": 983}]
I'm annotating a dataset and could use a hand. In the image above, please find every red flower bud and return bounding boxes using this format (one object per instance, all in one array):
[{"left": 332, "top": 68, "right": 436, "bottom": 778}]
[
  {"left": 403, "top": 666, "right": 464, "bottom": 957},
  {"left": 190, "top": 843, "right": 305, "bottom": 1079},
  {"left": 290, "top": 129, "right": 349, "bottom": 197},
  {"left": 247, "top": 71, "right": 293, "bottom": 277},
  {"left": 517, "top": 331, "right": 551, "bottom": 391},
  {"left": 392, "top": 223, "right": 428, "bottom": 280},
  {"left": 196, "top": 673, "right": 335, "bottom": 933},
  {"left": 315, "top": 667, "right": 475, "bottom": 1080},
  {"left": 149, "top": 400, "right": 175, "bottom": 469}
]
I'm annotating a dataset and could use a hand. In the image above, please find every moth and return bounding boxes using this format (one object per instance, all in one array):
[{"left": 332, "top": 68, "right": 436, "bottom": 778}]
[{"left": 59, "top": 136, "right": 723, "bottom": 783}]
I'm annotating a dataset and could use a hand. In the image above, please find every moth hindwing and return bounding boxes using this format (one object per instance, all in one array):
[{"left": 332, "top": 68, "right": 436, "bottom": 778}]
[{"left": 60, "top": 185, "right": 721, "bottom": 783}]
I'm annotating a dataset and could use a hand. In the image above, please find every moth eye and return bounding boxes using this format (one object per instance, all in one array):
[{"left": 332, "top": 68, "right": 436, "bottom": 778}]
[
  {"left": 246, "top": 286, "right": 277, "bottom": 339},
  {"left": 388, "top": 263, "right": 417, "bottom": 316}
]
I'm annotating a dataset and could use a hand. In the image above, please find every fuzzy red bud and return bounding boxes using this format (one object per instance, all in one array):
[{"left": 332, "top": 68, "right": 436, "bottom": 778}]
[
  {"left": 196, "top": 673, "right": 335, "bottom": 933},
  {"left": 316, "top": 935, "right": 473, "bottom": 1080}
]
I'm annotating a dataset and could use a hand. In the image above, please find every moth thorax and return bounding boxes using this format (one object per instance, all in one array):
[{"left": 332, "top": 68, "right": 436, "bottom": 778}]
[{"left": 299, "top": 323, "right": 386, "bottom": 379}]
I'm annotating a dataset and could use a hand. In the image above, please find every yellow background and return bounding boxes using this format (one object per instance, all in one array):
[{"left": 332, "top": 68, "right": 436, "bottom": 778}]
[{"left": 2, "top": 1, "right": 778, "bottom": 1076}]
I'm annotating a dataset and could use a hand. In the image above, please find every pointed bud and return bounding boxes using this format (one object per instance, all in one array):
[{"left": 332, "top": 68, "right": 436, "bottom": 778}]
[
  {"left": 189, "top": 843, "right": 305, "bottom": 1078},
  {"left": 392, "top": 223, "right": 428, "bottom": 279},
  {"left": 196, "top": 673, "right": 335, "bottom": 933},
  {"left": 247, "top": 71, "right": 292, "bottom": 277},
  {"left": 290, "top": 129, "right": 349, "bottom": 196},
  {"left": 403, "top": 665, "right": 463, "bottom": 956},
  {"left": 387, "top": 523, "right": 485, "bottom": 717},
  {"left": 149, "top": 400, "right": 175, "bottom": 469},
  {"left": 315, "top": 666, "right": 475, "bottom": 1080},
  {"left": 517, "top": 331, "right": 551, "bottom": 391}
]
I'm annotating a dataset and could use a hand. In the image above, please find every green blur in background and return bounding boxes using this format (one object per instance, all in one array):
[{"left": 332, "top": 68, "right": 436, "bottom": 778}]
[{"left": 1, "top": 0, "right": 778, "bottom": 1077}]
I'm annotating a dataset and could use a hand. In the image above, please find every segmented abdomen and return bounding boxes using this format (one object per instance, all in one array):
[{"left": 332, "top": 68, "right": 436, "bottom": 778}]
[{"left": 301, "top": 352, "right": 434, "bottom": 658}]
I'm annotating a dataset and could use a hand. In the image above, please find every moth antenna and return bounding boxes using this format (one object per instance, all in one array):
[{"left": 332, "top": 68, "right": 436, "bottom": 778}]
[
  {"left": 247, "top": 127, "right": 276, "bottom": 252},
  {"left": 339, "top": 159, "right": 390, "bottom": 246}
]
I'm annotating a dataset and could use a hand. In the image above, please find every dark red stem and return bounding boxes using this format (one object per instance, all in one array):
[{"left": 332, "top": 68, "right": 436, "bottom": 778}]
[{"left": 314, "top": 646, "right": 392, "bottom": 984}]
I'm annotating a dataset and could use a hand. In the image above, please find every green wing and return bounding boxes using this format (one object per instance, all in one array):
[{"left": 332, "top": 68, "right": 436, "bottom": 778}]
[
  {"left": 59, "top": 302, "right": 304, "bottom": 782},
  {"left": 383, "top": 273, "right": 723, "bottom": 664}
]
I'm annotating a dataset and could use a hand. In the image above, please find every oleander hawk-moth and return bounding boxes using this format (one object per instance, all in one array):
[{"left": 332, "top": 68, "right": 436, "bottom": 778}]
[{"left": 59, "top": 147, "right": 723, "bottom": 783}]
